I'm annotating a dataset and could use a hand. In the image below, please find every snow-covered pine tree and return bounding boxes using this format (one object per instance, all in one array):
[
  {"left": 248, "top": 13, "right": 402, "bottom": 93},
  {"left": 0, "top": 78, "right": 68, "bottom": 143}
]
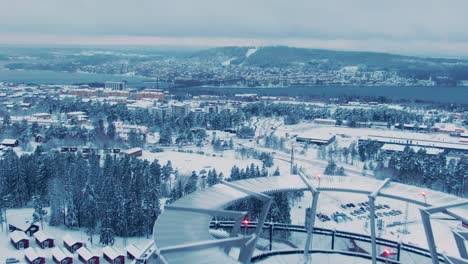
[
  {"left": 32, "top": 195, "right": 48, "bottom": 230},
  {"left": 185, "top": 171, "right": 199, "bottom": 194},
  {"left": 100, "top": 213, "right": 115, "bottom": 246}
]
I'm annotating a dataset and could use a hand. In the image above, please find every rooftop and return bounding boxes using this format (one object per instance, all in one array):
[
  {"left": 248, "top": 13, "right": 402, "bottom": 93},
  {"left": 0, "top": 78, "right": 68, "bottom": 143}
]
[{"left": 9, "top": 230, "right": 28, "bottom": 243}]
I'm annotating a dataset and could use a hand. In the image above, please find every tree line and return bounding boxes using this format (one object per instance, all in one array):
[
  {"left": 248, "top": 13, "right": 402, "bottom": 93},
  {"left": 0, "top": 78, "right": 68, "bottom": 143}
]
[{"left": 0, "top": 149, "right": 164, "bottom": 244}]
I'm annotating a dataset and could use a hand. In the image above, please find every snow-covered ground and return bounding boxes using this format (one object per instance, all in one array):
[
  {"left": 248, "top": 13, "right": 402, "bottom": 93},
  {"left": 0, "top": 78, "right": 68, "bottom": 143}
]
[
  {"left": 139, "top": 149, "right": 262, "bottom": 176},
  {"left": 1, "top": 208, "right": 152, "bottom": 264},
  {"left": 289, "top": 190, "right": 465, "bottom": 258}
]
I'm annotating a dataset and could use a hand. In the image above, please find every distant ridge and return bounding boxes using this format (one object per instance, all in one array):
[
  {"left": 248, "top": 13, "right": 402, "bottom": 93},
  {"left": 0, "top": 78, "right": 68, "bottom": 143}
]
[{"left": 189, "top": 46, "right": 468, "bottom": 82}]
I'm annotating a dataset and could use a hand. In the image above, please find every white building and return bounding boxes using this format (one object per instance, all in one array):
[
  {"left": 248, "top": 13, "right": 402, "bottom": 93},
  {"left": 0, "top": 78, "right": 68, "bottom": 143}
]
[{"left": 105, "top": 81, "right": 126, "bottom": 90}]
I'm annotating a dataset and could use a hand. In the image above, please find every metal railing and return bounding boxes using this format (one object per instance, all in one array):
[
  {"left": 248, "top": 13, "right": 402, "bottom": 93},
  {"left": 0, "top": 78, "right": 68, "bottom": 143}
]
[{"left": 210, "top": 221, "right": 448, "bottom": 263}]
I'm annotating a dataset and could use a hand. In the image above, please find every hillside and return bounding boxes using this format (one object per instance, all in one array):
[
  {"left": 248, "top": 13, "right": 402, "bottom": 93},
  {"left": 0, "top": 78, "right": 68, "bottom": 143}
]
[{"left": 190, "top": 46, "right": 468, "bottom": 82}]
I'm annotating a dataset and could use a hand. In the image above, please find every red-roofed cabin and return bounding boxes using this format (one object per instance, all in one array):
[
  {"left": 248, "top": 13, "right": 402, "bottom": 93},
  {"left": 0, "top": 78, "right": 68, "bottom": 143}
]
[
  {"left": 125, "top": 245, "right": 140, "bottom": 260},
  {"left": 9, "top": 230, "right": 29, "bottom": 249},
  {"left": 25, "top": 247, "right": 45, "bottom": 264},
  {"left": 34, "top": 230, "right": 54, "bottom": 248},
  {"left": 9, "top": 222, "right": 39, "bottom": 236},
  {"left": 63, "top": 235, "right": 83, "bottom": 253},
  {"left": 77, "top": 247, "right": 99, "bottom": 264},
  {"left": 52, "top": 247, "right": 73, "bottom": 264},
  {"left": 103, "top": 246, "right": 125, "bottom": 264}
]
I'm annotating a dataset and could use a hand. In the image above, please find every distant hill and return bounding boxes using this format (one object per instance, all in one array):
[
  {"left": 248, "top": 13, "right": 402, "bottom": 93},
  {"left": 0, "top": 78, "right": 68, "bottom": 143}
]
[{"left": 189, "top": 46, "right": 468, "bottom": 82}]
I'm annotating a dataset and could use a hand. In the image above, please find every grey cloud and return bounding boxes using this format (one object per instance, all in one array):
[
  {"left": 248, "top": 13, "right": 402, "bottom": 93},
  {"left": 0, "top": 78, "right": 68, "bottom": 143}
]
[{"left": 0, "top": 0, "right": 468, "bottom": 50}]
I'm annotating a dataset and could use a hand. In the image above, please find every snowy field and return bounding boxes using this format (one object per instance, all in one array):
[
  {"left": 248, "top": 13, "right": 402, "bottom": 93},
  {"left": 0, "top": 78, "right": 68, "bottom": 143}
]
[
  {"left": 0, "top": 208, "right": 152, "bottom": 264},
  {"left": 139, "top": 149, "right": 263, "bottom": 177}
]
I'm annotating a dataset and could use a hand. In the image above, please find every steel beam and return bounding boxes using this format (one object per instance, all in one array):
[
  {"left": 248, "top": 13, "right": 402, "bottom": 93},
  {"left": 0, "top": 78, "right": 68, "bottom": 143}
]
[
  {"left": 368, "top": 178, "right": 390, "bottom": 264},
  {"left": 299, "top": 171, "right": 321, "bottom": 263},
  {"left": 452, "top": 231, "right": 468, "bottom": 259},
  {"left": 425, "top": 201, "right": 468, "bottom": 214},
  {"left": 159, "top": 235, "right": 254, "bottom": 253},
  {"left": 222, "top": 180, "right": 272, "bottom": 264},
  {"left": 238, "top": 199, "right": 272, "bottom": 263},
  {"left": 444, "top": 210, "right": 468, "bottom": 223},
  {"left": 369, "top": 196, "right": 378, "bottom": 264},
  {"left": 420, "top": 201, "right": 468, "bottom": 264},
  {"left": 298, "top": 171, "right": 318, "bottom": 193},
  {"left": 221, "top": 181, "right": 271, "bottom": 202},
  {"left": 164, "top": 205, "right": 247, "bottom": 219},
  {"left": 444, "top": 255, "right": 468, "bottom": 264},
  {"left": 369, "top": 178, "right": 391, "bottom": 198},
  {"left": 420, "top": 209, "right": 439, "bottom": 264},
  {"left": 304, "top": 190, "right": 320, "bottom": 263}
]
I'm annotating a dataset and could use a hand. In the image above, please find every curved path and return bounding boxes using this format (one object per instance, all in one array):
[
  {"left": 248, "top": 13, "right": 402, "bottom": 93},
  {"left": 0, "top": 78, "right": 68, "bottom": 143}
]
[{"left": 146, "top": 174, "right": 467, "bottom": 264}]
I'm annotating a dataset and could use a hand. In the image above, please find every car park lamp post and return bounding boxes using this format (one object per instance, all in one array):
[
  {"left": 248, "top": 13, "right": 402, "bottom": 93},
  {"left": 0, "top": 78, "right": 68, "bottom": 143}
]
[{"left": 421, "top": 191, "right": 427, "bottom": 205}]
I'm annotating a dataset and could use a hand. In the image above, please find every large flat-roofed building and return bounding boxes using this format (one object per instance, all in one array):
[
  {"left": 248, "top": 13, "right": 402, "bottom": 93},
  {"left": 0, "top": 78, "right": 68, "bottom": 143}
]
[
  {"left": 314, "top": 118, "right": 337, "bottom": 126},
  {"left": 171, "top": 102, "right": 190, "bottom": 116},
  {"left": 359, "top": 134, "right": 468, "bottom": 153},
  {"left": 380, "top": 143, "right": 444, "bottom": 155},
  {"left": 136, "top": 89, "right": 164, "bottom": 100},
  {"left": 295, "top": 132, "right": 336, "bottom": 145},
  {"left": 105, "top": 81, "right": 126, "bottom": 90},
  {"left": 152, "top": 105, "right": 171, "bottom": 118}
]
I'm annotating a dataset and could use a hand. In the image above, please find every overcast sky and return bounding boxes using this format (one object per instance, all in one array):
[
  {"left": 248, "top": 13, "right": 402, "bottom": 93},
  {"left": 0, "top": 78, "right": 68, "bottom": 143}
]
[{"left": 1, "top": 0, "right": 468, "bottom": 56}]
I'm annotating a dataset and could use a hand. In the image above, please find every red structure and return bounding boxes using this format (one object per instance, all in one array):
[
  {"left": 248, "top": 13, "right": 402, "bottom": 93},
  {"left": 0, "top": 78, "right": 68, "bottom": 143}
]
[
  {"left": 125, "top": 245, "right": 140, "bottom": 260},
  {"left": 136, "top": 90, "right": 164, "bottom": 100},
  {"left": 77, "top": 247, "right": 100, "bottom": 264},
  {"left": 24, "top": 248, "right": 45, "bottom": 264},
  {"left": 52, "top": 247, "right": 73, "bottom": 264},
  {"left": 63, "top": 235, "right": 83, "bottom": 253},
  {"left": 9, "top": 222, "right": 39, "bottom": 236},
  {"left": 123, "top": 148, "right": 143, "bottom": 157},
  {"left": 34, "top": 230, "right": 54, "bottom": 248},
  {"left": 9, "top": 230, "right": 29, "bottom": 249},
  {"left": 103, "top": 246, "right": 125, "bottom": 264}
]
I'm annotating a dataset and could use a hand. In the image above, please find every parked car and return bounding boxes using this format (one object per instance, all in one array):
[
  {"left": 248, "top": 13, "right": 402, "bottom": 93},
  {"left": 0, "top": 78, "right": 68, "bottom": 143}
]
[{"left": 6, "top": 258, "right": 20, "bottom": 264}]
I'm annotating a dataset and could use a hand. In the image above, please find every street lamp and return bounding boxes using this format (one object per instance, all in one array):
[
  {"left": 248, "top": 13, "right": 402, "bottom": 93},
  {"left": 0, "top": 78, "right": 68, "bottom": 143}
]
[
  {"left": 316, "top": 174, "right": 322, "bottom": 189},
  {"left": 421, "top": 191, "right": 427, "bottom": 205}
]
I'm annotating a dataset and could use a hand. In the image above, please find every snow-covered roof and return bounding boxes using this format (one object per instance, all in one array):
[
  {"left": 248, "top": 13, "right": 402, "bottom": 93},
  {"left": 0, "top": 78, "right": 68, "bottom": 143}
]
[
  {"left": 63, "top": 234, "right": 80, "bottom": 246},
  {"left": 126, "top": 244, "right": 141, "bottom": 257},
  {"left": 381, "top": 143, "right": 406, "bottom": 152},
  {"left": 124, "top": 147, "right": 142, "bottom": 154},
  {"left": 9, "top": 221, "right": 35, "bottom": 232},
  {"left": 103, "top": 246, "right": 123, "bottom": 259},
  {"left": 51, "top": 247, "right": 70, "bottom": 260},
  {"left": 25, "top": 247, "right": 43, "bottom": 260},
  {"left": 34, "top": 230, "right": 53, "bottom": 242},
  {"left": 77, "top": 247, "right": 97, "bottom": 260},
  {"left": 1, "top": 139, "right": 17, "bottom": 145},
  {"left": 9, "top": 230, "right": 28, "bottom": 243},
  {"left": 67, "top": 111, "right": 87, "bottom": 116},
  {"left": 296, "top": 131, "right": 335, "bottom": 141},
  {"left": 381, "top": 144, "right": 443, "bottom": 155},
  {"left": 6, "top": 208, "right": 38, "bottom": 231},
  {"left": 362, "top": 134, "right": 468, "bottom": 152},
  {"left": 32, "top": 113, "right": 51, "bottom": 118},
  {"left": 314, "top": 118, "right": 337, "bottom": 123}
]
